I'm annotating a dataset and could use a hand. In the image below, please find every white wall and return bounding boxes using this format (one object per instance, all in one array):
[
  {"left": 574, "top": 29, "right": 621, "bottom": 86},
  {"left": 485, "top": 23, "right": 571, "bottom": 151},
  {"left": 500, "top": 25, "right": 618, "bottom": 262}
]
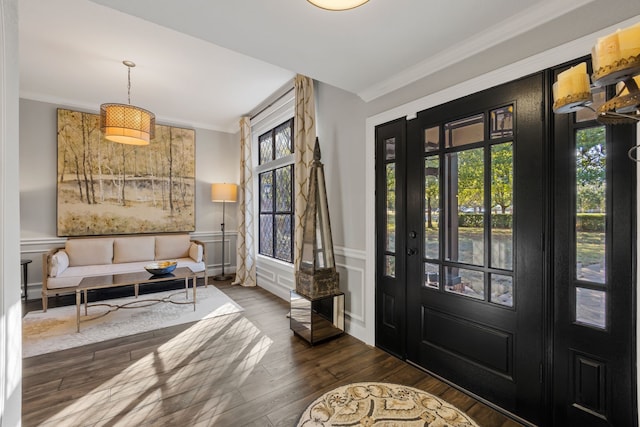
[
  {"left": 1, "top": 0, "right": 22, "bottom": 425},
  {"left": 316, "top": 83, "right": 369, "bottom": 341},
  {"left": 19, "top": 99, "right": 240, "bottom": 298}
]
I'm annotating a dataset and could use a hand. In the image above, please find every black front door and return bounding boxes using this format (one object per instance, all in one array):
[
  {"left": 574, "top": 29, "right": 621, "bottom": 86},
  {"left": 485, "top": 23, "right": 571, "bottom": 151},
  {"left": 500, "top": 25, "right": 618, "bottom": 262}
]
[
  {"left": 376, "top": 73, "right": 547, "bottom": 424},
  {"left": 405, "top": 73, "right": 546, "bottom": 424},
  {"left": 374, "top": 67, "right": 637, "bottom": 426}
]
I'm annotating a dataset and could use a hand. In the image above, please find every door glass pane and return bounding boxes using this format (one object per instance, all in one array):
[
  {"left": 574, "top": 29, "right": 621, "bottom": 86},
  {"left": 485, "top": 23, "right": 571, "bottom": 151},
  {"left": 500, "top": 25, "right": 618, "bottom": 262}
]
[
  {"left": 445, "top": 149, "right": 484, "bottom": 266},
  {"left": 491, "top": 143, "right": 513, "bottom": 270},
  {"left": 385, "top": 137, "right": 396, "bottom": 160},
  {"left": 424, "top": 262, "right": 439, "bottom": 289},
  {"left": 425, "top": 126, "right": 439, "bottom": 152},
  {"left": 445, "top": 267, "right": 484, "bottom": 300},
  {"left": 385, "top": 255, "right": 395, "bottom": 278},
  {"left": 445, "top": 114, "right": 484, "bottom": 147},
  {"left": 386, "top": 163, "right": 396, "bottom": 252},
  {"left": 491, "top": 274, "right": 513, "bottom": 307},
  {"left": 490, "top": 105, "right": 514, "bottom": 139},
  {"left": 424, "top": 156, "right": 440, "bottom": 259},
  {"left": 576, "top": 287, "right": 606, "bottom": 329},
  {"left": 575, "top": 127, "right": 606, "bottom": 284}
]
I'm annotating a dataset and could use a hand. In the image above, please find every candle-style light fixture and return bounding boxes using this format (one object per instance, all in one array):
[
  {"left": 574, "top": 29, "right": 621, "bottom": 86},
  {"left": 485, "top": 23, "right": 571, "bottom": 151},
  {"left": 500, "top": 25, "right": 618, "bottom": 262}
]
[
  {"left": 307, "top": 0, "right": 369, "bottom": 11},
  {"left": 100, "top": 60, "right": 155, "bottom": 146},
  {"left": 553, "top": 21, "right": 640, "bottom": 124}
]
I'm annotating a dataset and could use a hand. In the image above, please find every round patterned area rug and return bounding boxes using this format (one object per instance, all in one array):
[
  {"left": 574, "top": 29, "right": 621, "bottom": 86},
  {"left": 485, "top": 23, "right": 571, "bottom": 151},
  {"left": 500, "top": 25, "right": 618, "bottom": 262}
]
[{"left": 297, "top": 382, "right": 480, "bottom": 426}]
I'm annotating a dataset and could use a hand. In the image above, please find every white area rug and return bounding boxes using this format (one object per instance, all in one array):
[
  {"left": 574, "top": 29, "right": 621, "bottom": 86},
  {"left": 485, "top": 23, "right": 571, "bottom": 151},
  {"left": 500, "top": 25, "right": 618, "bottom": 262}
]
[{"left": 22, "top": 285, "right": 243, "bottom": 358}]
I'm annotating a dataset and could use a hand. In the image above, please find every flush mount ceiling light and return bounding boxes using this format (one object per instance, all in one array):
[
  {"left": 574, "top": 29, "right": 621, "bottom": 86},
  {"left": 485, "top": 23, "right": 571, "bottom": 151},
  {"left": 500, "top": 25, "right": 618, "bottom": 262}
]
[
  {"left": 307, "top": 0, "right": 369, "bottom": 11},
  {"left": 100, "top": 60, "right": 155, "bottom": 146}
]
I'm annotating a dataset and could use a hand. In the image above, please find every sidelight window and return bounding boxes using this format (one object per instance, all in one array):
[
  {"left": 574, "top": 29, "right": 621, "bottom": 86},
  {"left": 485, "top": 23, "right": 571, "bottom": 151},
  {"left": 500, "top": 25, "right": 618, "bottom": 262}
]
[
  {"left": 384, "top": 137, "right": 397, "bottom": 278},
  {"left": 574, "top": 125, "right": 607, "bottom": 328}
]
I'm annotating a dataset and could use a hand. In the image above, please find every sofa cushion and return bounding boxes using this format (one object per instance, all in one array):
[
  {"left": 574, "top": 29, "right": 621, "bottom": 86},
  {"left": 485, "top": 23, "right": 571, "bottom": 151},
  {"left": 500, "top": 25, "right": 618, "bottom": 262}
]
[
  {"left": 189, "top": 242, "right": 203, "bottom": 263},
  {"left": 113, "top": 236, "right": 156, "bottom": 263},
  {"left": 66, "top": 238, "right": 114, "bottom": 266},
  {"left": 155, "top": 234, "right": 191, "bottom": 260},
  {"left": 50, "top": 250, "right": 69, "bottom": 277}
]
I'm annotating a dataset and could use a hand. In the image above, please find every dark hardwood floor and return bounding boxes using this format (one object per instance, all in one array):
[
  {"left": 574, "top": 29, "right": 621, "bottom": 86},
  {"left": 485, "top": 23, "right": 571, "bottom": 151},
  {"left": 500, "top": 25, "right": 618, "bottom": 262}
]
[{"left": 22, "top": 280, "right": 524, "bottom": 426}]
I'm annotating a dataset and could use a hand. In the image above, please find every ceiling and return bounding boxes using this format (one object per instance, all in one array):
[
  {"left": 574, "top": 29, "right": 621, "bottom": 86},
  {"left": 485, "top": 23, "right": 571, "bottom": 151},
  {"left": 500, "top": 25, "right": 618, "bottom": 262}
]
[{"left": 19, "top": 0, "right": 640, "bottom": 133}]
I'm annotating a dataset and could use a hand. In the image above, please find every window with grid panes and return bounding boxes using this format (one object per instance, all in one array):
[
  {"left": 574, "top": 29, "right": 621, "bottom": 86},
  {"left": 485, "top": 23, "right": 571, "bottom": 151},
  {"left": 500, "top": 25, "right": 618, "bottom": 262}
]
[{"left": 258, "top": 119, "right": 294, "bottom": 262}]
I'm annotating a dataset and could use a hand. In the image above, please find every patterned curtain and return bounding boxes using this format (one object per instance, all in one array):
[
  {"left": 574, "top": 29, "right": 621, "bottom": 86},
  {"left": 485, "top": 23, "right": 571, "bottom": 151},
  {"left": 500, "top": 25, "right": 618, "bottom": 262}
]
[
  {"left": 232, "top": 116, "right": 257, "bottom": 287},
  {"left": 294, "top": 74, "right": 317, "bottom": 270}
]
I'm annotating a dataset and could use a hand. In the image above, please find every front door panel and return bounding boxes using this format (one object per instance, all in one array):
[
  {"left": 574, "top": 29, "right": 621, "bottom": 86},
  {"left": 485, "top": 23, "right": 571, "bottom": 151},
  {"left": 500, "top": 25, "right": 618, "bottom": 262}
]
[{"left": 405, "top": 74, "right": 545, "bottom": 424}]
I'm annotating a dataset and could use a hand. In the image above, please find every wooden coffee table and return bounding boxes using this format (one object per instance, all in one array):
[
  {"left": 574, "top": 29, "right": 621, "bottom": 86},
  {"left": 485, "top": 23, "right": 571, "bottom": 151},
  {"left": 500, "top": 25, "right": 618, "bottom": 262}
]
[{"left": 75, "top": 267, "right": 197, "bottom": 332}]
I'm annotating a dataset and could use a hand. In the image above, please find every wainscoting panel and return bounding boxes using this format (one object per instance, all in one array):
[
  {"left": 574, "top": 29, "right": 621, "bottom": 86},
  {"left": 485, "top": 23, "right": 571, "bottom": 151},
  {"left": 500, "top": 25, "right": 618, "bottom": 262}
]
[
  {"left": 334, "top": 247, "right": 367, "bottom": 340},
  {"left": 191, "top": 231, "right": 238, "bottom": 277},
  {"left": 256, "top": 246, "right": 368, "bottom": 342},
  {"left": 256, "top": 256, "right": 294, "bottom": 300}
]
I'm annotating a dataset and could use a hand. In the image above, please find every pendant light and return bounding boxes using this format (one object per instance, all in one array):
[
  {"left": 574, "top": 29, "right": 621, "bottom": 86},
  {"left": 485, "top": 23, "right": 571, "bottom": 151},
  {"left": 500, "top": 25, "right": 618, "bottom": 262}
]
[
  {"left": 307, "top": 0, "right": 369, "bottom": 11},
  {"left": 100, "top": 60, "right": 155, "bottom": 146}
]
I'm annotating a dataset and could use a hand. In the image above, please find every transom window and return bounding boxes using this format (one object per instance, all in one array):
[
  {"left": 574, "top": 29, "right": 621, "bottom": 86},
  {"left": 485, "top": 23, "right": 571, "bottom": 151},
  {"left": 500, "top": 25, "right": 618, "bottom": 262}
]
[{"left": 258, "top": 119, "right": 294, "bottom": 263}]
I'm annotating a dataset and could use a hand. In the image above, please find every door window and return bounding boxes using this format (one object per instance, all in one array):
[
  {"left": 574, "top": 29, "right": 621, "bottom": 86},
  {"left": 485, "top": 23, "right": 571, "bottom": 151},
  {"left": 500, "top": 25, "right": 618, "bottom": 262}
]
[{"left": 425, "top": 106, "right": 515, "bottom": 307}]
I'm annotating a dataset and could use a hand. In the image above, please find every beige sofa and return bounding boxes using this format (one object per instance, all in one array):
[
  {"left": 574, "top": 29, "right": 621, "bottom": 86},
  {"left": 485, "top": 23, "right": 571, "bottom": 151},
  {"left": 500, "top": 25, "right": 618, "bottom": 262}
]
[{"left": 42, "top": 234, "right": 207, "bottom": 311}]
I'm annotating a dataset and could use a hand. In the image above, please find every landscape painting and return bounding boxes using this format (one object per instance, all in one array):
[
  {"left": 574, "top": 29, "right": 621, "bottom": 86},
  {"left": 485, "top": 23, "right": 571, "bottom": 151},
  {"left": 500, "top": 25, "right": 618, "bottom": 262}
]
[{"left": 57, "top": 108, "right": 196, "bottom": 236}]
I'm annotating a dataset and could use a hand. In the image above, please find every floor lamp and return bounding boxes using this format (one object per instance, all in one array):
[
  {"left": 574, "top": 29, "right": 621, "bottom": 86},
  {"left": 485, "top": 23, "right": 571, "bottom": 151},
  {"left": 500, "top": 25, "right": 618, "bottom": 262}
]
[{"left": 211, "top": 183, "right": 238, "bottom": 281}]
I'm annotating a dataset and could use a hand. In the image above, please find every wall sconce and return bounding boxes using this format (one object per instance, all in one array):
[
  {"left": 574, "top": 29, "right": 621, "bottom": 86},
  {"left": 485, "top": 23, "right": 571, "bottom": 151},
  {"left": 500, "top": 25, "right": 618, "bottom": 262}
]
[
  {"left": 552, "top": 21, "right": 640, "bottom": 160},
  {"left": 552, "top": 21, "right": 640, "bottom": 124}
]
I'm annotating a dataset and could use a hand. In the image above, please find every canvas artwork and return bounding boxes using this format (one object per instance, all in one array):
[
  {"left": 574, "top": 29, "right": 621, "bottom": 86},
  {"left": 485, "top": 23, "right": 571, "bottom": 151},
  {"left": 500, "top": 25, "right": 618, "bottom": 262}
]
[{"left": 57, "top": 108, "right": 196, "bottom": 236}]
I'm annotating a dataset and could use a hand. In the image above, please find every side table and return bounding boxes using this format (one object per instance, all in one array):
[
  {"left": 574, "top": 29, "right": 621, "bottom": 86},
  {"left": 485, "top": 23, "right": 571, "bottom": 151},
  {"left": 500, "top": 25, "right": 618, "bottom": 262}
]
[
  {"left": 21, "top": 258, "right": 32, "bottom": 301},
  {"left": 290, "top": 290, "right": 344, "bottom": 345}
]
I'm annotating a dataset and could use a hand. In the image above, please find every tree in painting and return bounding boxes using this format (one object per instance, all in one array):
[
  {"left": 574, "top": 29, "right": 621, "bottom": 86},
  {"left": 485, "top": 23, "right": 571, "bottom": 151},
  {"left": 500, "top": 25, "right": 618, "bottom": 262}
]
[{"left": 57, "top": 108, "right": 196, "bottom": 236}]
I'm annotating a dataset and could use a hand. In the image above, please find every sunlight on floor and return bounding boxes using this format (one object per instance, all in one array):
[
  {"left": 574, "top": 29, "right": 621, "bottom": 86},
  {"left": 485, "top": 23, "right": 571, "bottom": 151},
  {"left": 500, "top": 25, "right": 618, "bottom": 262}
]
[{"left": 40, "top": 313, "right": 273, "bottom": 426}]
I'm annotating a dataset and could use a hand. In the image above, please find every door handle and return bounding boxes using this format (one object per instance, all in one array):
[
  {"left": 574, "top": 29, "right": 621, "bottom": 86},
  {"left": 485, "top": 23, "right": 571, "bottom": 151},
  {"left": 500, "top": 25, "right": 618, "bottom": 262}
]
[
  {"left": 407, "top": 248, "right": 417, "bottom": 256},
  {"left": 409, "top": 231, "right": 417, "bottom": 239}
]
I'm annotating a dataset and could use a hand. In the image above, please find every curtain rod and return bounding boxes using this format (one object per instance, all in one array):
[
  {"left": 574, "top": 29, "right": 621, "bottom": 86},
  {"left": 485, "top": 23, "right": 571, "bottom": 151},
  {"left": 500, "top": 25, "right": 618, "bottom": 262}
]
[{"left": 250, "top": 86, "right": 295, "bottom": 120}]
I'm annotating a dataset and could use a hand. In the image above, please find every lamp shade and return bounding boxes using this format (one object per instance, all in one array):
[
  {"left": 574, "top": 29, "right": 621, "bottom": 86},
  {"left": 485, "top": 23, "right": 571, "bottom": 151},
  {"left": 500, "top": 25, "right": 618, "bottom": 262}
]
[
  {"left": 100, "top": 103, "right": 156, "bottom": 146},
  {"left": 211, "top": 183, "right": 238, "bottom": 202},
  {"left": 307, "top": 0, "right": 369, "bottom": 10}
]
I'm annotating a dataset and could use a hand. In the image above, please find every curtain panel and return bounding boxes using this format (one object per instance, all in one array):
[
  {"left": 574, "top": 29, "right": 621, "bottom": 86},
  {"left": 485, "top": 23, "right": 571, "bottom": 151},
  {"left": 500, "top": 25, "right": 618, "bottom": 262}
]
[
  {"left": 233, "top": 116, "right": 257, "bottom": 287},
  {"left": 294, "top": 74, "right": 317, "bottom": 271}
]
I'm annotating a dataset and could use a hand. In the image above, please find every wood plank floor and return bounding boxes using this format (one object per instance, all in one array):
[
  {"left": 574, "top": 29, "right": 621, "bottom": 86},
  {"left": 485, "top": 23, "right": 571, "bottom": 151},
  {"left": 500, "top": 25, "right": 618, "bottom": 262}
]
[{"left": 22, "top": 280, "right": 525, "bottom": 426}]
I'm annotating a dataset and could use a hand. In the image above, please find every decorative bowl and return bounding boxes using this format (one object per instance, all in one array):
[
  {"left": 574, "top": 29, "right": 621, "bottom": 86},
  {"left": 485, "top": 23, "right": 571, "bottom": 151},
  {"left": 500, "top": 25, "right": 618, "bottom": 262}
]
[{"left": 144, "top": 260, "right": 177, "bottom": 275}]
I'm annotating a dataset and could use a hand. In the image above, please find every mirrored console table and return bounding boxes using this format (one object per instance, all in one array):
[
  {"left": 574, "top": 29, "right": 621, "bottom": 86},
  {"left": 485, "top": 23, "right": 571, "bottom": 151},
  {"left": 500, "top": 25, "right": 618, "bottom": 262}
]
[{"left": 290, "top": 290, "right": 344, "bottom": 345}]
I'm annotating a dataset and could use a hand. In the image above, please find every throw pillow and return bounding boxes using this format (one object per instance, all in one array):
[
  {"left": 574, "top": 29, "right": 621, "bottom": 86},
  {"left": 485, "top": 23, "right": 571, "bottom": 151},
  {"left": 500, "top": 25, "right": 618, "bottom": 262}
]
[
  {"left": 50, "top": 250, "right": 69, "bottom": 277},
  {"left": 189, "top": 242, "right": 203, "bottom": 263}
]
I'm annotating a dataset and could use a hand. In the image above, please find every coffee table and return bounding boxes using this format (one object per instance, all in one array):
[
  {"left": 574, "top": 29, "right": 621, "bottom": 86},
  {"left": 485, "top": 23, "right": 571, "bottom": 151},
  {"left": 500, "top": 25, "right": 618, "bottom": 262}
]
[{"left": 76, "top": 267, "right": 197, "bottom": 332}]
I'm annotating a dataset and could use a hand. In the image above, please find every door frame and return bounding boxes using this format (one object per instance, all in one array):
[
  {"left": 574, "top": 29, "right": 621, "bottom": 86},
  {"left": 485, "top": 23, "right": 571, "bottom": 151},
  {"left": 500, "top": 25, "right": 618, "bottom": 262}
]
[{"left": 364, "top": 18, "right": 640, "bottom": 350}]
